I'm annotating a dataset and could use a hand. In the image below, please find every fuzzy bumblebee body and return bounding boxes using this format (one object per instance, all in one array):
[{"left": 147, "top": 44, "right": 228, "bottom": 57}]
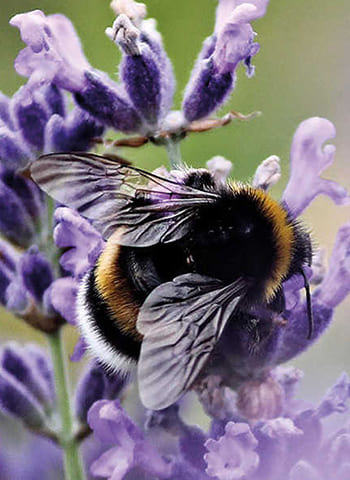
[
  {"left": 77, "top": 170, "right": 311, "bottom": 375},
  {"left": 32, "top": 153, "right": 312, "bottom": 409}
]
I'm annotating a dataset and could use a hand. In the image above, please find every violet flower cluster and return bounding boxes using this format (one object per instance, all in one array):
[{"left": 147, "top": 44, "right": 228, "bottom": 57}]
[{"left": 0, "top": 0, "right": 349, "bottom": 479}]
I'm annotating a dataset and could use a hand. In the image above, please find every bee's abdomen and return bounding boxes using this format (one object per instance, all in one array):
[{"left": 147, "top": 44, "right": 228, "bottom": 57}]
[{"left": 77, "top": 230, "right": 143, "bottom": 373}]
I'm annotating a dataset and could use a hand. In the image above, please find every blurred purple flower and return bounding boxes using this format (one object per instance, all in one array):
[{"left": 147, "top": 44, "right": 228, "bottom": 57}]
[
  {"left": 88, "top": 400, "right": 172, "bottom": 479},
  {"left": 54, "top": 207, "right": 105, "bottom": 280},
  {"left": 75, "top": 361, "right": 128, "bottom": 423},
  {"left": 0, "top": 363, "right": 46, "bottom": 429},
  {"left": 81, "top": 370, "right": 350, "bottom": 480},
  {"left": 204, "top": 422, "right": 259, "bottom": 479},
  {"left": 0, "top": 343, "right": 54, "bottom": 412}
]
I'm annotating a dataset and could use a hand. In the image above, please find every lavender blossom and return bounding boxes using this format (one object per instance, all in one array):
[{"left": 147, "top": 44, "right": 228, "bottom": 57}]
[
  {"left": 182, "top": 0, "right": 269, "bottom": 121},
  {"left": 282, "top": 117, "right": 350, "bottom": 218},
  {"left": 106, "top": 14, "right": 175, "bottom": 128},
  {"left": 53, "top": 207, "right": 105, "bottom": 280},
  {"left": 10, "top": 7, "right": 175, "bottom": 134},
  {"left": 0, "top": 362, "right": 46, "bottom": 429},
  {"left": 75, "top": 362, "right": 128, "bottom": 423},
  {"left": 0, "top": 343, "right": 54, "bottom": 412},
  {"left": 88, "top": 400, "right": 172, "bottom": 479}
]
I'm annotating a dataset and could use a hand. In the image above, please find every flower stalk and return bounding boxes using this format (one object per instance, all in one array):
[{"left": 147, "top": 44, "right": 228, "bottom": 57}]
[
  {"left": 164, "top": 137, "right": 183, "bottom": 169},
  {"left": 48, "top": 330, "right": 85, "bottom": 480}
]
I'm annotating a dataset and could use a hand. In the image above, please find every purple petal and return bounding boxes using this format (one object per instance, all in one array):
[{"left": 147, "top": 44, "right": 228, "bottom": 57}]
[
  {"left": 75, "top": 362, "right": 107, "bottom": 422},
  {"left": 88, "top": 400, "right": 172, "bottom": 479},
  {"left": 313, "top": 222, "right": 350, "bottom": 308},
  {"left": 0, "top": 366, "right": 46, "bottom": 428},
  {"left": 282, "top": 118, "right": 350, "bottom": 218},
  {"left": 327, "top": 433, "right": 350, "bottom": 475},
  {"left": 289, "top": 461, "right": 319, "bottom": 480},
  {"left": 271, "top": 366, "right": 304, "bottom": 414},
  {"left": 0, "top": 177, "right": 35, "bottom": 247},
  {"left": 25, "top": 343, "right": 55, "bottom": 402},
  {"left": 70, "top": 336, "right": 87, "bottom": 362},
  {"left": 11, "top": 85, "right": 50, "bottom": 150},
  {"left": 183, "top": 0, "right": 269, "bottom": 121},
  {"left": 182, "top": 55, "right": 233, "bottom": 122},
  {"left": 259, "top": 417, "right": 302, "bottom": 439},
  {"left": 204, "top": 421, "right": 259, "bottom": 480},
  {"left": 90, "top": 446, "right": 131, "bottom": 479},
  {"left": 88, "top": 399, "right": 142, "bottom": 445},
  {"left": 142, "top": 19, "right": 175, "bottom": 120},
  {"left": 5, "top": 277, "right": 29, "bottom": 313},
  {"left": 273, "top": 299, "right": 333, "bottom": 363},
  {"left": 315, "top": 372, "right": 350, "bottom": 419},
  {"left": 0, "top": 124, "right": 33, "bottom": 170},
  {"left": 44, "top": 108, "right": 104, "bottom": 153},
  {"left": 10, "top": 10, "right": 91, "bottom": 91},
  {"left": 214, "top": 0, "right": 270, "bottom": 34},
  {"left": 1, "top": 343, "right": 53, "bottom": 409},
  {"left": 0, "top": 167, "right": 45, "bottom": 222},
  {"left": 0, "top": 92, "right": 14, "bottom": 128},
  {"left": 48, "top": 277, "right": 78, "bottom": 325},
  {"left": 54, "top": 207, "right": 104, "bottom": 279},
  {"left": 0, "top": 241, "right": 18, "bottom": 305},
  {"left": 74, "top": 71, "right": 142, "bottom": 133},
  {"left": 18, "top": 246, "right": 54, "bottom": 302}
]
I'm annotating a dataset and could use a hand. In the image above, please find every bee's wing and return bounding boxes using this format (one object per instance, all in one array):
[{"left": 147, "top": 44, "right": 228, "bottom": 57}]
[
  {"left": 31, "top": 153, "right": 218, "bottom": 244},
  {"left": 137, "top": 273, "right": 248, "bottom": 410}
]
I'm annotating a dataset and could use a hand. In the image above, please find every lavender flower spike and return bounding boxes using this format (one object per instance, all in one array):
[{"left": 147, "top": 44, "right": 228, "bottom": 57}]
[
  {"left": 282, "top": 117, "right": 350, "bottom": 218},
  {"left": 11, "top": 10, "right": 142, "bottom": 133},
  {"left": 10, "top": 10, "right": 90, "bottom": 92},
  {"left": 106, "top": 4, "right": 175, "bottom": 127},
  {"left": 183, "top": 0, "right": 269, "bottom": 122},
  {"left": 0, "top": 367, "right": 46, "bottom": 429}
]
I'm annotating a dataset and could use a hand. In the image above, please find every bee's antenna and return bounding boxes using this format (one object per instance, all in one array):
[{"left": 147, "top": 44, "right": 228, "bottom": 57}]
[{"left": 300, "top": 268, "right": 314, "bottom": 340}]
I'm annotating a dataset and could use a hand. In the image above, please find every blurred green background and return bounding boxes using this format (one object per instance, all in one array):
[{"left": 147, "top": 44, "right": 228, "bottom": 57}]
[{"left": 0, "top": 0, "right": 349, "bottom": 402}]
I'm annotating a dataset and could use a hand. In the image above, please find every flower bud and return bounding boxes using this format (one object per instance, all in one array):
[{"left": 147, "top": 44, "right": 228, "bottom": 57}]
[
  {"left": 75, "top": 362, "right": 106, "bottom": 422},
  {"left": 75, "top": 71, "right": 142, "bottom": 133},
  {"left": 19, "top": 246, "right": 54, "bottom": 303},
  {"left": 0, "top": 125, "right": 33, "bottom": 171},
  {"left": 1, "top": 343, "right": 53, "bottom": 411},
  {"left": 0, "top": 367, "right": 46, "bottom": 429},
  {"left": 44, "top": 107, "right": 104, "bottom": 153}
]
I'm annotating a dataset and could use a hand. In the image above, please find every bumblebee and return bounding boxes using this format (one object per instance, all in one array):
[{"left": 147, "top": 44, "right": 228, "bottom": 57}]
[{"left": 31, "top": 153, "right": 312, "bottom": 410}]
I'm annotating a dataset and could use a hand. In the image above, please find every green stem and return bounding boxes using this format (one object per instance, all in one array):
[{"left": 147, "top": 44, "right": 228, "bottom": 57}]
[
  {"left": 48, "top": 330, "right": 85, "bottom": 480},
  {"left": 164, "top": 137, "right": 183, "bottom": 169}
]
